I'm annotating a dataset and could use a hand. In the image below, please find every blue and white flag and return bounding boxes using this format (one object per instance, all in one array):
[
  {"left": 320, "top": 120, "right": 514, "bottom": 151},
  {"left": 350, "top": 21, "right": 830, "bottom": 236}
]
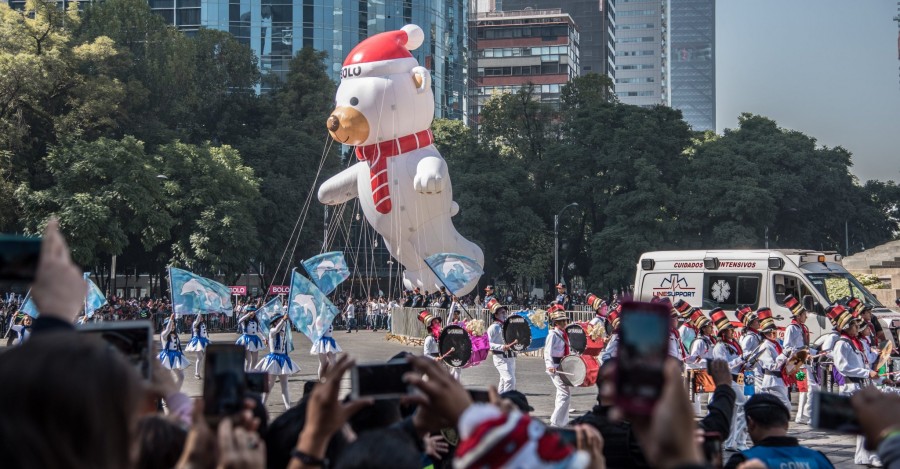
[
  {"left": 257, "top": 297, "right": 293, "bottom": 352},
  {"left": 424, "top": 253, "right": 484, "bottom": 295},
  {"left": 83, "top": 273, "right": 107, "bottom": 318},
  {"left": 287, "top": 269, "right": 339, "bottom": 343},
  {"left": 168, "top": 267, "right": 233, "bottom": 315},
  {"left": 301, "top": 251, "right": 350, "bottom": 296},
  {"left": 19, "top": 292, "right": 38, "bottom": 318}
]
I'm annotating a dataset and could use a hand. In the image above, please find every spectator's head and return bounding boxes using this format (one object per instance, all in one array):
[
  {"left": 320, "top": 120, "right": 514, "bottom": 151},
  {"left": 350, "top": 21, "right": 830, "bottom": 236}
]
[
  {"left": 334, "top": 429, "right": 421, "bottom": 469},
  {"left": 135, "top": 416, "right": 187, "bottom": 469},
  {"left": 0, "top": 333, "right": 143, "bottom": 469},
  {"left": 500, "top": 390, "right": 534, "bottom": 414},
  {"left": 744, "top": 393, "right": 790, "bottom": 443},
  {"left": 347, "top": 398, "right": 402, "bottom": 433},
  {"left": 265, "top": 398, "right": 349, "bottom": 469}
]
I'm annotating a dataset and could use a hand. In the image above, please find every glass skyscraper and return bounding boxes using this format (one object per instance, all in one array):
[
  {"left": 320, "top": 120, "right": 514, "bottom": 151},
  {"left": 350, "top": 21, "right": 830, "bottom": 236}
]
[
  {"left": 148, "top": 0, "right": 468, "bottom": 120},
  {"left": 613, "top": 0, "right": 667, "bottom": 108},
  {"left": 669, "top": 0, "right": 715, "bottom": 131}
]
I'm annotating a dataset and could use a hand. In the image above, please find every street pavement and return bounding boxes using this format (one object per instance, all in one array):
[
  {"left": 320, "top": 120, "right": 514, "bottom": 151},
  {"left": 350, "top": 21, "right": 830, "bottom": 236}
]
[{"left": 171, "top": 330, "right": 865, "bottom": 468}]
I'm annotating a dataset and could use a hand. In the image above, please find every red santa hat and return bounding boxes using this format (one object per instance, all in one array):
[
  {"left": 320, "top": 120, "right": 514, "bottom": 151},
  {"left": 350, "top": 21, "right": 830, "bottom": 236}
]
[{"left": 341, "top": 24, "right": 424, "bottom": 80}]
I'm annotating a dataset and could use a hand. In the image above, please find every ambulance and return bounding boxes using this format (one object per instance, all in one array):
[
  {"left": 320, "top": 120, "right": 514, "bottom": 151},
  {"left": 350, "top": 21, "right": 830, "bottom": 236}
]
[{"left": 634, "top": 249, "right": 900, "bottom": 343}]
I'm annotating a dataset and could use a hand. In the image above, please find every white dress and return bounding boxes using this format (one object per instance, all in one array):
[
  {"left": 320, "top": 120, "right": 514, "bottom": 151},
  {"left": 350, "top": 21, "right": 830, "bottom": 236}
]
[
  {"left": 157, "top": 320, "right": 190, "bottom": 370},
  {"left": 310, "top": 325, "right": 342, "bottom": 354},
  {"left": 256, "top": 319, "right": 300, "bottom": 375},
  {"left": 185, "top": 318, "right": 210, "bottom": 352},
  {"left": 10, "top": 324, "right": 30, "bottom": 346},
  {"left": 235, "top": 313, "right": 266, "bottom": 352}
]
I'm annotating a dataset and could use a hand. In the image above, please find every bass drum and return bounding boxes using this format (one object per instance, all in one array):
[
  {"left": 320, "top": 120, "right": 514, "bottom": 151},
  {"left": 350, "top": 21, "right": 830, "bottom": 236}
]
[
  {"left": 558, "top": 355, "right": 600, "bottom": 387},
  {"left": 565, "top": 324, "right": 587, "bottom": 354},
  {"left": 503, "top": 315, "right": 531, "bottom": 352},
  {"left": 439, "top": 325, "right": 472, "bottom": 368}
]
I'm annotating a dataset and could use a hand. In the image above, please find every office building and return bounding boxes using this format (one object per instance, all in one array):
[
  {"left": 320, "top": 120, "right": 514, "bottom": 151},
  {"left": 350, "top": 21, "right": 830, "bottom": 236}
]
[
  {"left": 470, "top": 8, "right": 580, "bottom": 119},
  {"left": 669, "top": 0, "right": 715, "bottom": 131},
  {"left": 147, "top": 0, "right": 468, "bottom": 120},
  {"left": 613, "top": 0, "right": 667, "bottom": 107},
  {"left": 502, "top": 0, "right": 615, "bottom": 78}
]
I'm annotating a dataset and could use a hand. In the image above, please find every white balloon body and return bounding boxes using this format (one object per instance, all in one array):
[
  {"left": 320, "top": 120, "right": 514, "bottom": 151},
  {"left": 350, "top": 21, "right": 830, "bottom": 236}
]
[{"left": 318, "top": 27, "right": 484, "bottom": 296}]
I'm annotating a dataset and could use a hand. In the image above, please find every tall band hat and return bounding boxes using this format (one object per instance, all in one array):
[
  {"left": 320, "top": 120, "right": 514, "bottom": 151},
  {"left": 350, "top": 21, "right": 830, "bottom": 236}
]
[
  {"left": 735, "top": 305, "right": 756, "bottom": 326},
  {"left": 586, "top": 293, "right": 605, "bottom": 313},
  {"left": 418, "top": 310, "right": 439, "bottom": 326},
  {"left": 689, "top": 309, "right": 710, "bottom": 329},
  {"left": 710, "top": 308, "right": 733, "bottom": 333},
  {"left": 654, "top": 296, "right": 678, "bottom": 317},
  {"left": 548, "top": 304, "right": 568, "bottom": 323},
  {"left": 673, "top": 299, "right": 693, "bottom": 319},
  {"left": 846, "top": 298, "right": 871, "bottom": 316},
  {"left": 783, "top": 295, "right": 806, "bottom": 317},
  {"left": 825, "top": 304, "right": 855, "bottom": 331},
  {"left": 607, "top": 309, "right": 621, "bottom": 330},
  {"left": 486, "top": 298, "right": 506, "bottom": 316},
  {"left": 756, "top": 307, "right": 776, "bottom": 332}
]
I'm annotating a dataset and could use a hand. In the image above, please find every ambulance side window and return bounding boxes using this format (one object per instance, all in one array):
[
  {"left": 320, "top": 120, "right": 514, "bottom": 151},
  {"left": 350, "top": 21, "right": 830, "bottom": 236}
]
[
  {"left": 773, "top": 274, "right": 813, "bottom": 306},
  {"left": 702, "top": 274, "right": 761, "bottom": 309}
]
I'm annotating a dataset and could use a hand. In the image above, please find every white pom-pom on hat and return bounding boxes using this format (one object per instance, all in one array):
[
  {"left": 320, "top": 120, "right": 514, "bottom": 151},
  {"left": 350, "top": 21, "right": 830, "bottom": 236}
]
[{"left": 401, "top": 24, "right": 424, "bottom": 51}]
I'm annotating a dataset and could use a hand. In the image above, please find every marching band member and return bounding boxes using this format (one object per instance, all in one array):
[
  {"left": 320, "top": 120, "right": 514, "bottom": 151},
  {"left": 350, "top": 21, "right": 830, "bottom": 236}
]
[
  {"left": 756, "top": 309, "right": 791, "bottom": 411},
  {"left": 545, "top": 306, "right": 571, "bottom": 427},
  {"left": 674, "top": 300, "right": 698, "bottom": 352},
  {"left": 585, "top": 294, "right": 607, "bottom": 327},
  {"left": 599, "top": 307, "right": 621, "bottom": 363},
  {"left": 9, "top": 315, "right": 32, "bottom": 347},
  {"left": 486, "top": 298, "right": 516, "bottom": 392},
  {"left": 256, "top": 312, "right": 300, "bottom": 409},
  {"left": 831, "top": 306, "right": 883, "bottom": 466},
  {"left": 711, "top": 308, "right": 748, "bottom": 451},
  {"left": 660, "top": 298, "right": 686, "bottom": 366},
  {"left": 782, "top": 295, "right": 817, "bottom": 425},
  {"left": 184, "top": 314, "right": 210, "bottom": 379},
  {"left": 687, "top": 309, "right": 715, "bottom": 414},
  {"left": 736, "top": 306, "right": 762, "bottom": 398},
  {"left": 419, "top": 311, "right": 461, "bottom": 380},
  {"left": 236, "top": 308, "right": 265, "bottom": 370},
  {"left": 311, "top": 324, "right": 342, "bottom": 380},
  {"left": 157, "top": 313, "right": 190, "bottom": 391}
]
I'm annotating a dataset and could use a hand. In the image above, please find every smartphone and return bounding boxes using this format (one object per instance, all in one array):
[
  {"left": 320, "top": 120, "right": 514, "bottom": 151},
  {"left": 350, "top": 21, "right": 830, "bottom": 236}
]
[
  {"left": 204, "top": 344, "right": 247, "bottom": 425},
  {"left": 246, "top": 372, "right": 270, "bottom": 394},
  {"left": 702, "top": 432, "right": 723, "bottom": 467},
  {"left": 551, "top": 428, "right": 578, "bottom": 446},
  {"left": 811, "top": 391, "right": 861, "bottom": 434},
  {"left": 467, "top": 389, "right": 490, "bottom": 403},
  {"left": 77, "top": 321, "right": 153, "bottom": 380},
  {"left": 351, "top": 360, "right": 414, "bottom": 400},
  {"left": 615, "top": 301, "right": 670, "bottom": 415},
  {"left": 0, "top": 235, "right": 41, "bottom": 282}
]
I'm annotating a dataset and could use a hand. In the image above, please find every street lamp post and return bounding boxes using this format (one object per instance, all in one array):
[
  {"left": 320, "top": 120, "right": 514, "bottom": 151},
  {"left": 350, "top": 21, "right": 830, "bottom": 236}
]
[{"left": 554, "top": 202, "right": 579, "bottom": 288}]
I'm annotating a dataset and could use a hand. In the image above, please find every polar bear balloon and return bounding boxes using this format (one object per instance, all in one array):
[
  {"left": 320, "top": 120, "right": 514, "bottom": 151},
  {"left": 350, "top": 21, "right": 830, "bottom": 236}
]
[{"left": 317, "top": 24, "right": 484, "bottom": 295}]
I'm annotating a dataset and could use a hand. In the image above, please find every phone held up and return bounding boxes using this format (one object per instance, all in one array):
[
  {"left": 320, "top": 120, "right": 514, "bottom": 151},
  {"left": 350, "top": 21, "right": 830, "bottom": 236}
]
[
  {"left": 615, "top": 300, "right": 671, "bottom": 416},
  {"left": 77, "top": 321, "right": 153, "bottom": 380},
  {"left": 204, "top": 344, "right": 250, "bottom": 426},
  {"left": 0, "top": 235, "right": 41, "bottom": 289},
  {"left": 351, "top": 359, "right": 414, "bottom": 400},
  {"left": 811, "top": 391, "right": 861, "bottom": 434}
]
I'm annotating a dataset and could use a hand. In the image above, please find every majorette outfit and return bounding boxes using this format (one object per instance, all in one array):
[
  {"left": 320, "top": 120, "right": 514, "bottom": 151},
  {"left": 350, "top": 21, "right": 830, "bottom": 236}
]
[
  {"left": 782, "top": 295, "right": 817, "bottom": 425},
  {"left": 9, "top": 322, "right": 31, "bottom": 347},
  {"left": 545, "top": 308, "right": 571, "bottom": 427},
  {"left": 185, "top": 317, "right": 210, "bottom": 352},
  {"left": 311, "top": 325, "right": 342, "bottom": 355},
  {"left": 710, "top": 308, "right": 748, "bottom": 451},
  {"left": 256, "top": 317, "right": 300, "bottom": 375},
  {"left": 235, "top": 312, "right": 266, "bottom": 352},
  {"left": 486, "top": 299, "right": 516, "bottom": 392},
  {"left": 158, "top": 319, "right": 190, "bottom": 370}
]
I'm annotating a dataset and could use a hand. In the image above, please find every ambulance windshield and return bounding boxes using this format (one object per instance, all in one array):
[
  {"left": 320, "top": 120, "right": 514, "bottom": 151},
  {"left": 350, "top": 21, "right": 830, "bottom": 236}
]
[{"left": 806, "top": 273, "right": 883, "bottom": 308}]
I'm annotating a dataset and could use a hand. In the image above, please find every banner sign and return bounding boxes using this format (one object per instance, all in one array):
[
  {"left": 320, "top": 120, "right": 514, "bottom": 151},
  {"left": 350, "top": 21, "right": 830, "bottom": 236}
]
[
  {"left": 229, "top": 286, "right": 247, "bottom": 296},
  {"left": 268, "top": 285, "right": 290, "bottom": 295}
]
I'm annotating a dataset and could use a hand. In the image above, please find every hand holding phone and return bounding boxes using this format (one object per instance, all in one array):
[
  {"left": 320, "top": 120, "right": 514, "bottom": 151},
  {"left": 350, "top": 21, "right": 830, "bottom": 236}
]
[
  {"left": 615, "top": 301, "right": 670, "bottom": 415},
  {"left": 351, "top": 360, "right": 414, "bottom": 400},
  {"left": 204, "top": 344, "right": 247, "bottom": 426},
  {"left": 812, "top": 391, "right": 861, "bottom": 434},
  {"left": 77, "top": 321, "right": 153, "bottom": 380}
]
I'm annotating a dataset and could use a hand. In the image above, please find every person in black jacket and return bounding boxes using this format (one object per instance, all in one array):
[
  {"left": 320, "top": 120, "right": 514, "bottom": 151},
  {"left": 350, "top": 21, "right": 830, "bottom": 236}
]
[{"left": 571, "top": 358, "right": 736, "bottom": 468}]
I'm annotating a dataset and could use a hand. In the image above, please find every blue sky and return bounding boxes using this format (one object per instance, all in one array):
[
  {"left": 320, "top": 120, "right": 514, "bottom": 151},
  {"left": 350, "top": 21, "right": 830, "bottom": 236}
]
[{"left": 716, "top": 0, "right": 899, "bottom": 182}]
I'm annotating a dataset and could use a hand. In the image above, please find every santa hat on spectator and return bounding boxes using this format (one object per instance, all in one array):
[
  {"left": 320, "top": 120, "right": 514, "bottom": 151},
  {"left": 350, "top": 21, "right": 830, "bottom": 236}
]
[
  {"left": 340, "top": 25, "right": 424, "bottom": 80},
  {"left": 455, "top": 404, "right": 590, "bottom": 469},
  {"left": 735, "top": 305, "right": 756, "bottom": 327},
  {"left": 783, "top": 295, "right": 806, "bottom": 317}
]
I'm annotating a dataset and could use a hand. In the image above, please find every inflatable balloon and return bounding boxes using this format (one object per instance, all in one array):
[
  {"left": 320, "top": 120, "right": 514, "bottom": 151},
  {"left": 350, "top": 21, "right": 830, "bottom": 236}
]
[{"left": 317, "top": 24, "right": 484, "bottom": 295}]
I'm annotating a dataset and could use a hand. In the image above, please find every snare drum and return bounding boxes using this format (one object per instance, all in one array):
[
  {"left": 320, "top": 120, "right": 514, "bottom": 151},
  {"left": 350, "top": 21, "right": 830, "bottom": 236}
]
[
  {"left": 503, "top": 315, "right": 532, "bottom": 352},
  {"left": 565, "top": 324, "right": 587, "bottom": 354},
  {"left": 439, "top": 325, "right": 472, "bottom": 368},
  {"left": 558, "top": 355, "right": 600, "bottom": 387},
  {"left": 580, "top": 322, "right": 604, "bottom": 356},
  {"left": 466, "top": 333, "right": 490, "bottom": 368}
]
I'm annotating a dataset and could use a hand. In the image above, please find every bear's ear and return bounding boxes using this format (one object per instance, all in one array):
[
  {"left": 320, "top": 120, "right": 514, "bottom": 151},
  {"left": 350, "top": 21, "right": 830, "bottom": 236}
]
[{"left": 411, "top": 66, "right": 430, "bottom": 94}]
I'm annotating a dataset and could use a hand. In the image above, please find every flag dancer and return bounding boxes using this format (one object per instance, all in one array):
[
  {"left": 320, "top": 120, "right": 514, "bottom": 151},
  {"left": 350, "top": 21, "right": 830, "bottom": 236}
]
[
  {"left": 257, "top": 312, "right": 300, "bottom": 409},
  {"left": 157, "top": 313, "right": 190, "bottom": 391},
  {"left": 311, "top": 324, "right": 342, "bottom": 380},
  {"left": 185, "top": 314, "right": 210, "bottom": 379},
  {"left": 236, "top": 308, "right": 265, "bottom": 370}
]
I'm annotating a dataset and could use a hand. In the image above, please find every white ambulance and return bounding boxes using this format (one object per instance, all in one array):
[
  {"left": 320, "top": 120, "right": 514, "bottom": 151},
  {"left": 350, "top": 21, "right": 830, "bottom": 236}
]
[{"left": 634, "top": 249, "right": 900, "bottom": 343}]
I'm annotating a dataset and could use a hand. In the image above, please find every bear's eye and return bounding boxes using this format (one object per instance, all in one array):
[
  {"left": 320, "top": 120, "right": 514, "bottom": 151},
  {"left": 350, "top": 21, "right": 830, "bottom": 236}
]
[{"left": 349, "top": 97, "right": 359, "bottom": 106}]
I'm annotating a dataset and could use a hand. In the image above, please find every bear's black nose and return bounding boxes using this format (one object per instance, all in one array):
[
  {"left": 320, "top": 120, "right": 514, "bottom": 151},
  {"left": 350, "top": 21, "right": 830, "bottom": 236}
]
[{"left": 327, "top": 115, "right": 340, "bottom": 132}]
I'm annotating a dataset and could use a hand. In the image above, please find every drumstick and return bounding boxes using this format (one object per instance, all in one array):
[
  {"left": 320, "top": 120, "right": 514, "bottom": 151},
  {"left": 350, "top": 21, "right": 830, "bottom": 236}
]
[
  {"left": 554, "top": 371, "right": 576, "bottom": 376},
  {"left": 437, "top": 347, "right": 456, "bottom": 360}
]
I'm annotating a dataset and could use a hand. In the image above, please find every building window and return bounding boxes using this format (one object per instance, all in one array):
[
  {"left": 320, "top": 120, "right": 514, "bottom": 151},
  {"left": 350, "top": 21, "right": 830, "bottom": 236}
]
[
  {"left": 617, "top": 9, "right": 657, "bottom": 17},
  {"left": 619, "top": 36, "right": 655, "bottom": 43},
  {"left": 616, "top": 77, "right": 655, "bottom": 83}
]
